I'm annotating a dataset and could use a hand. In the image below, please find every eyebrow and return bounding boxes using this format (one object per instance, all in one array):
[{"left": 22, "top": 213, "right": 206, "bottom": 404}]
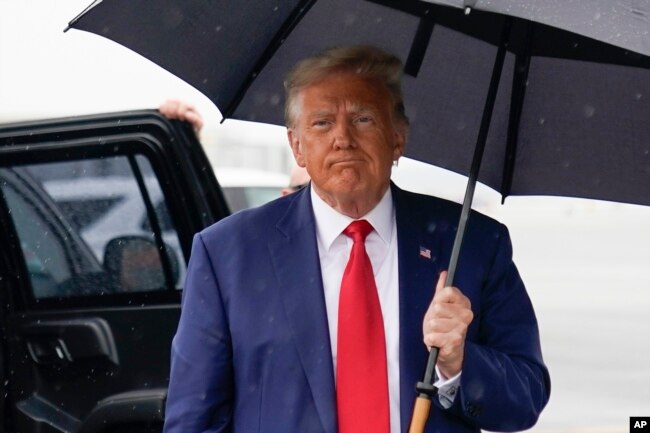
[
  {"left": 308, "top": 109, "right": 334, "bottom": 118},
  {"left": 307, "top": 104, "right": 376, "bottom": 118}
]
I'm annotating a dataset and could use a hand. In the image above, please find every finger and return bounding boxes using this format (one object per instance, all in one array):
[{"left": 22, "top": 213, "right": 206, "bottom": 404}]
[
  {"left": 424, "top": 311, "right": 472, "bottom": 335},
  {"left": 434, "top": 286, "right": 472, "bottom": 311},
  {"left": 428, "top": 270, "right": 449, "bottom": 307},
  {"left": 184, "top": 112, "right": 204, "bottom": 132},
  {"left": 424, "top": 333, "right": 462, "bottom": 351},
  {"left": 178, "top": 105, "right": 198, "bottom": 122},
  {"left": 433, "top": 270, "right": 461, "bottom": 304},
  {"left": 160, "top": 102, "right": 186, "bottom": 121},
  {"left": 425, "top": 271, "right": 449, "bottom": 320},
  {"left": 425, "top": 312, "right": 474, "bottom": 336},
  {"left": 182, "top": 102, "right": 197, "bottom": 113},
  {"left": 174, "top": 101, "right": 189, "bottom": 119},
  {"left": 436, "top": 270, "right": 447, "bottom": 292},
  {"left": 423, "top": 324, "right": 467, "bottom": 347},
  {"left": 427, "top": 301, "right": 473, "bottom": 321},
  {"left": 424, "top": 316, "right": 457, "bottom": 333}
]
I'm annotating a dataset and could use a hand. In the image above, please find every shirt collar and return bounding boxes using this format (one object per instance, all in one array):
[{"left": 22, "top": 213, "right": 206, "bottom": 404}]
[{"left": 310, "top": 186, "right": 394, "bottom": 251}]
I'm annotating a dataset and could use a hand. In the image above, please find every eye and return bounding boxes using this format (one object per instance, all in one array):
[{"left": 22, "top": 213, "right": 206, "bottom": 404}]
[
  {"left": 312, "top": 119, "right": 331, "bottom": 128},
  {"left": 354, "top": 115, "right": 374, "bottom": 125}
]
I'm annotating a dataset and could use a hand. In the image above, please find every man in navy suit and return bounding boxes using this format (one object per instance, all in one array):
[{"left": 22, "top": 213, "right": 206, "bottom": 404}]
[{"left": 164, "top": 45, "right": 550, "bottom": 433}]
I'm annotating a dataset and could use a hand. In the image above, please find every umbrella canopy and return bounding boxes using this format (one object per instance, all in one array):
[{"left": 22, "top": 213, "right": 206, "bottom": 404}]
[
  {"left": 67, "top": 0, "right": 650, "bottom": 206},
  {"left": 429, "top": 0, "right": 650, "bottom": 58}
]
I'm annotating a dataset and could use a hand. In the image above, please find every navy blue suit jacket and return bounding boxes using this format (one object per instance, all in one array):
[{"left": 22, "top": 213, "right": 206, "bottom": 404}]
[{"left": 164, "top": 184, "right": 550, "bottom": 433}]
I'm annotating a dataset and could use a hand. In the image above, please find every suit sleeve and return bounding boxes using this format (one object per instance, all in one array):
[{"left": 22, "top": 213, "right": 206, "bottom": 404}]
[
  {"left": 164, "top": 233, "right": 233, "bottom": 433},
  {"left": 436, "top": 223, "right": 551, "bottom": 432}
]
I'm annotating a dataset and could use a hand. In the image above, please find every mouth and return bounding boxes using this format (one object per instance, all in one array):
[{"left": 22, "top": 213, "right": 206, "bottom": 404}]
[{"left": 329, "top": 159, "right": 364, "bottom": 167}]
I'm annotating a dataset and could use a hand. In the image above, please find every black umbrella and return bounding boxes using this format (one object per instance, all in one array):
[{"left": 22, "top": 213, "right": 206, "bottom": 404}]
[
  {"left": 65, "top": 0, "right": 650, "bottom": 208},
  {"left": 66, "top": 0, "right": 650, "bottom": 431}
]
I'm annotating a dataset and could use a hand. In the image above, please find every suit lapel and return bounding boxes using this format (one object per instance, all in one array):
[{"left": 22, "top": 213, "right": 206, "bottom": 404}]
[
  {"left": 392, "top": 185, "right": 444, "bottom": 433},
  {"left": 268, "top": 185, "right": 450, "bottom": 433},
  {"left": 269, "top": 188, "right": 337, "bottom": 433}
]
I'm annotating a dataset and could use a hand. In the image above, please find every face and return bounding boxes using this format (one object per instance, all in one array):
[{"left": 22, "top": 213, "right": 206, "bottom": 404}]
[{"left": 287, "top": 71, "right": 406, "bottom": 216}]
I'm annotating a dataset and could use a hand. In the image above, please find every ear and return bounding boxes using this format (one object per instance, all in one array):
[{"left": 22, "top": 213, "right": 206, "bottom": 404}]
[
  {"left": 287, "top": 128, "right": 307, "bottom": 167},
  {"left": 392, "top": 127, "right": 406, "bottom": 162}
]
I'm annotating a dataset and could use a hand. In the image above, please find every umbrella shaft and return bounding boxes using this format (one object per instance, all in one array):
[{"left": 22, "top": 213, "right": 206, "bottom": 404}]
[{"left": 447, "top": 16, "right": 512, "bottom": 285}]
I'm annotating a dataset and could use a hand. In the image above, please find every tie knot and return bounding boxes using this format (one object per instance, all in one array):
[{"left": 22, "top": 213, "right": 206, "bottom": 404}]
[{"left": 343, "top": 220, "right": 374, "bottom": 243}]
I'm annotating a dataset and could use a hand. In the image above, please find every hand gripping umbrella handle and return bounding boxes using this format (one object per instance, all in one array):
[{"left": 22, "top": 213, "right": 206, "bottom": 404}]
[
  {"left": 407, "top": 150, "right": 474, "bottom": 431},
  {"left": 409, "top": 261, "right": 456, "bottom": 431}
]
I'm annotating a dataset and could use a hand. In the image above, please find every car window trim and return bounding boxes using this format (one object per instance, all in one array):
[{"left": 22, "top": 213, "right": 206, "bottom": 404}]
[{"left": 128, "top": 154, "right": 176, "bottom": 291}]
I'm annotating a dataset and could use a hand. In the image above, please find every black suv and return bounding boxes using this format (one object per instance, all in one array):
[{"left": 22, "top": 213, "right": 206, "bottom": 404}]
[{"left": 0, "top": 111, "right": 233, "bottom": 433}]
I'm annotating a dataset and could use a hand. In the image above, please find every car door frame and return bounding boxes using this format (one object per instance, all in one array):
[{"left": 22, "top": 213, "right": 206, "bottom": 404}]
[{"left": 0, "top": 111, "right": 230, "bottom": 433}]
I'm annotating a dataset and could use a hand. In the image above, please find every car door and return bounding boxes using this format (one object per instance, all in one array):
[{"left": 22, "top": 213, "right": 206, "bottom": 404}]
[{"left": 0, "top": 111, "right": 229, "bottom": 433}]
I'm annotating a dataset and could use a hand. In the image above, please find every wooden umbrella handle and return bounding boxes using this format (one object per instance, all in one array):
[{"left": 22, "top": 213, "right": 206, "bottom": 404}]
[{"left": 408, "top": 396, "right": 432, "bottom": 433}]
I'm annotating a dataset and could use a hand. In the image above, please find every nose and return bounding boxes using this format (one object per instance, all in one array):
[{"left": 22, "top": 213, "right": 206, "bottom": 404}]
[{"left": 332, "top": 121, "right": 355, "bottom": 149}]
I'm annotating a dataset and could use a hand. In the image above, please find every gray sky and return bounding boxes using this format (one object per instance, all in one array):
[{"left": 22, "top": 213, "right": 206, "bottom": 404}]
[{"left": 0, "top": 0, "right": 219, "bottom": 122}]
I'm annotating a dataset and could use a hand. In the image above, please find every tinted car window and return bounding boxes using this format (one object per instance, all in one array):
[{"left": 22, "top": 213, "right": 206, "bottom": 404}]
[
  {"left": 0, "top": 154, "right": 185, "bottom": 300},
  {"left": 55, "top": 197, "right": 122, "bottom": 232},
  {"left": 0, "top": 169, "right": 89, "bottom": 298}
]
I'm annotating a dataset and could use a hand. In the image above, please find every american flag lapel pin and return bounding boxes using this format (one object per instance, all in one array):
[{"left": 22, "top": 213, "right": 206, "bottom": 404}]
[{"left": 419, "top": 246, "right": 432, "bottom": 260}]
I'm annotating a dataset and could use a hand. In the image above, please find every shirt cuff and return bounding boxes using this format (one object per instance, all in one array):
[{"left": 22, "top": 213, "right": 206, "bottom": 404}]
[{"left": 433, "top": 366, "right": 461, "bottom": 409}]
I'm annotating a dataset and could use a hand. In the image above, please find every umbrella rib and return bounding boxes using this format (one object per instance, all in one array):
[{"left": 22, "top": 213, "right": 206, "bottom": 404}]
[
  {"left": 501, "top": 22, "right": 534, "bottom": 203},
  {"left": 222, "top": 0, "right": 319, "bottom": 120},
  {"left": 404, "top": 14, "right": 435, "bottom": 77},
  {"left": 364, "top": 1, "right": 443, "bottom": 78},
  {"left": 63, "top": 0, "right": 103, "bottom": 33}
]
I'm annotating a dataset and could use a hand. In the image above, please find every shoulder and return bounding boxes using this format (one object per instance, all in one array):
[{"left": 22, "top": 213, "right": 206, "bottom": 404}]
[
  {"left": 199, "top": 192, "right": 294, "bottom": 241},
  {"left": 199, "top": 187, "right": 311, "bottom": 245},
  {"left": 393, "top": 185, "right": 505, "bottom": 231}
]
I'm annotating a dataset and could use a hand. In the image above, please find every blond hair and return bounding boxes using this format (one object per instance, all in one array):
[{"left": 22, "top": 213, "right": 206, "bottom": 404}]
[{"left": 283, "top": 45, "right": 409, "bottom": 131}]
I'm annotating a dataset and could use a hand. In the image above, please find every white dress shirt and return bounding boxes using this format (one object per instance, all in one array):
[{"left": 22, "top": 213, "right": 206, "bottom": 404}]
[{"left": 310, "top": 186, "right": 459, "bottom": 433}]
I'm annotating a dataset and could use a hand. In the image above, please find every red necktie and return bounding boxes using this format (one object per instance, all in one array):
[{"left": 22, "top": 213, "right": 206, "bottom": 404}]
[{"left": 336, "top": 220, "right": 390, "bottom": 433}]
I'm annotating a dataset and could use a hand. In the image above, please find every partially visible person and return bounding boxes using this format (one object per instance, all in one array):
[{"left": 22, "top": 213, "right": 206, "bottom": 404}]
[
  {"left": 281, "top": 164, "right": 311, "bottom": 196},
  {"left": 158, "top": 99, "right": 204, "bottom": 133}
]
